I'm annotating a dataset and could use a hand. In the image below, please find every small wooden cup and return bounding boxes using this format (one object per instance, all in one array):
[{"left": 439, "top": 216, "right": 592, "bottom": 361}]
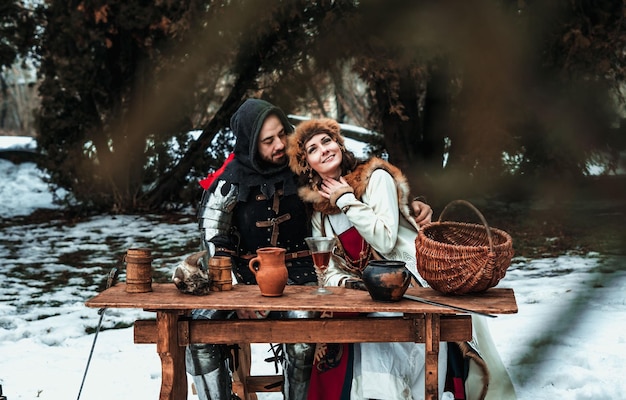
[
  {"left": 208, "top": 256, "right": 233, "bottom": 291},
  {"left": 125, "top": 248, "right": 153, "bottom": 293}
]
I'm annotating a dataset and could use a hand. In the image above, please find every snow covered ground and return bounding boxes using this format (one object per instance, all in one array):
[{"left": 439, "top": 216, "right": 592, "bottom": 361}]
[{"left": 0, "top": 137, "right": 625, "bottom": 399}]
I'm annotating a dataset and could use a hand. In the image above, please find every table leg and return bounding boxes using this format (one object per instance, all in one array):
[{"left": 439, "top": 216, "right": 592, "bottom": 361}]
[
  {"left": 156, "top": 311, "right": 187, "bottom": 400},
  {"left": 424, "top": 313, "right": 440, "bottom": 400}
]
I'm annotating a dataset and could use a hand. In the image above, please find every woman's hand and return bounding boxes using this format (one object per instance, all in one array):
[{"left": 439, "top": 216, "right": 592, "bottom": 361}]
[
  {"left": 411, "top": 199, "right": 433, "bottom": 227},
  {"left": 319, "top": 177, "right": 354, "bottom": 206}
]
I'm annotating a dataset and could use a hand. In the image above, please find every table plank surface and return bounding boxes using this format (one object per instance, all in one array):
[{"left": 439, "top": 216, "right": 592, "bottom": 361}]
[{"left": 85, "top": 283, "right": 517, "bottom": 314}]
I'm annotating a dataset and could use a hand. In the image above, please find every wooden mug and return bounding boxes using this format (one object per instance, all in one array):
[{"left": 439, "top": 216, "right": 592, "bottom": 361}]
[
  {"left": 208, "top": 256, "right": 233, "bottom": 291},
  {"left": 124, "top": 248, "right": 153, "bottom": 293}
]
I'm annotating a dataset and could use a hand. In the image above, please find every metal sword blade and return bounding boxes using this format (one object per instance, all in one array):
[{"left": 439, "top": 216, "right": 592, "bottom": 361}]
[{"left": 402, "top": 294, "right": 497, "bottom": 318}]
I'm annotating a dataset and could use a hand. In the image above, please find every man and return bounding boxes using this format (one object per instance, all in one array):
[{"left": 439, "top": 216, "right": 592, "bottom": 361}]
[{"left": 173, "top": 98, "right": 433, "bottom": 400}]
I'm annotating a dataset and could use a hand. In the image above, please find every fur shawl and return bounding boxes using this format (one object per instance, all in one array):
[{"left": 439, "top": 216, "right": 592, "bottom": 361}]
[{"left": 297, "top": 157, "right": 416, "bottom": 228}]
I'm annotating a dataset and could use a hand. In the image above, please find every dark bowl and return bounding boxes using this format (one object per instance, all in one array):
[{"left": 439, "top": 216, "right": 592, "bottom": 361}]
[{"left": 362, "top": 260, "right": 411, "bottom": 302}]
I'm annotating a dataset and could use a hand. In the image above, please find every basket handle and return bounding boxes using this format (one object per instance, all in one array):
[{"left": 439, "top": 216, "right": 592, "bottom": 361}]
[{"left": 438, "top": 199, "right": 495, "bottom": 252}]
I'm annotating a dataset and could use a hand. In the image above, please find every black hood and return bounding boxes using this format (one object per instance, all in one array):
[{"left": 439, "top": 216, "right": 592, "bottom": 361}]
[
  {"left": 230, "top": 98, "right": 294, "bottom": 175},
  {"left": 212, "top": 99, "right": 298, "bottom": 201}
]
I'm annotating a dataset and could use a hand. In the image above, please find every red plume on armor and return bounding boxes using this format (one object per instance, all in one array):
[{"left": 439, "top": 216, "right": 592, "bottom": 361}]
[{"left": 199, "top": 153, "right": 235, "bottom": 190}]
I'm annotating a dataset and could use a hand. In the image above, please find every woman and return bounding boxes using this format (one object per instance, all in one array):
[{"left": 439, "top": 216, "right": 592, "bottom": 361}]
[{"left": 287, "top": 118, "right": 447, "bottom": 400}]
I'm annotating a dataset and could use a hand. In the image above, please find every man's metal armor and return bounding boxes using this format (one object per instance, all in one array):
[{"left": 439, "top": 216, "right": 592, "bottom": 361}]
[
  {"left": 185, "top": 179, "right": 317, "bottom": 400},
  {"left": 198, "top": 180, "right": 316, "bottom": 284}
]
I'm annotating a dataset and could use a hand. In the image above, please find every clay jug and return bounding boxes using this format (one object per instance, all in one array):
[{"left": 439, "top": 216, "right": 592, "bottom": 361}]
[
  {"left": 248, "top": 247, "right": 288, "bottom": 297},
  {"left": 362, "top": 260, "right": 410, "bottom": 302}
]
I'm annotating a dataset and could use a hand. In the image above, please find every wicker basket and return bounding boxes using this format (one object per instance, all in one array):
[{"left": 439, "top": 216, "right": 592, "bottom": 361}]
[{"left": 415, "top": 200, "right": 514, "bottom": 295}]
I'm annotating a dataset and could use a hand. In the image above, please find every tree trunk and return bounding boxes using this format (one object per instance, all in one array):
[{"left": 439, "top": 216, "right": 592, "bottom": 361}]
[
  {"left": 144, "top": 92, "right": 240, "bottom": 209},
  {"left": 372, "top": 71, "right": 426, "bottom": 196},
  {"left": 144, "top": 64, "right": 263, "bottom": 209}
]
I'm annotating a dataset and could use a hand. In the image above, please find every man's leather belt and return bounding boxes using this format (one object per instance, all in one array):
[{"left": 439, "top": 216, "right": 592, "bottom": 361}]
[
  {"left": 215, "top": 248, "right": 311, "bottom": 261},
  {"left": 239, "top": 249, "right": 311, "bottom": 261},
  {"left": 285, "top": 250, "right": 311, "bottom": 260}
]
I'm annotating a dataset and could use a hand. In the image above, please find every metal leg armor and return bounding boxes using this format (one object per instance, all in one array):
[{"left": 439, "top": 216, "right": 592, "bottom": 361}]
[
  {"left": 186, "top": 309, "right": 236, "bottom": 400},
  {"left": 186, "top": 344, "right": 232, "bottom": 400},
  {"left": 280, "top": 310, "right": 318, "bottom": 400}
]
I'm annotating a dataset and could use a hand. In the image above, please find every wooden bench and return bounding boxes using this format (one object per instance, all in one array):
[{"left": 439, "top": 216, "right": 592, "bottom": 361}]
[{"left": 135, "top": 316, "right": 474, "bottom": 400}]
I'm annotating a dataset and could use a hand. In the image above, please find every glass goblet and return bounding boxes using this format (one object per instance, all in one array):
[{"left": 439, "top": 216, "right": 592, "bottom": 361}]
[{"left": 304, "top": 237, "right": 336, "bottom": 295}]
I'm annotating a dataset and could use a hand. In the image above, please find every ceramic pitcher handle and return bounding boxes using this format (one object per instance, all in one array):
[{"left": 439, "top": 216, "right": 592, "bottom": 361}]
[{"left": 249, "top": 257, "right": 260, "bottom": 276}]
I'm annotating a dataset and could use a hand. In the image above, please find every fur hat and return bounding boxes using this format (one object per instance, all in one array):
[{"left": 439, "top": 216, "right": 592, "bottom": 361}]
[{"left": 287, "top": 118, "right": 346, "bottom": 176}]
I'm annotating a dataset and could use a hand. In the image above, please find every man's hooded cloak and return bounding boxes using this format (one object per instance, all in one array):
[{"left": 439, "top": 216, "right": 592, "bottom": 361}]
[{"left": 212, "top": 98, "right": 298, "bottom": 201}]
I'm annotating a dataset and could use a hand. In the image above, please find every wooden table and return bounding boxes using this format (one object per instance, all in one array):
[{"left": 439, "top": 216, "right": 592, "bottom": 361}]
[{"left": 85, "top": 283, "right": 517, "bottom": 400}]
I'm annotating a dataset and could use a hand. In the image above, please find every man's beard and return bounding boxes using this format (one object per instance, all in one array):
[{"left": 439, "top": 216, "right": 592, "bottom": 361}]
[
  {"left": 273, "top": 152, "right": 287, "bottom": 164},
  {"left": 258, "top": 153, "right": 287, "bottom": 169}
]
